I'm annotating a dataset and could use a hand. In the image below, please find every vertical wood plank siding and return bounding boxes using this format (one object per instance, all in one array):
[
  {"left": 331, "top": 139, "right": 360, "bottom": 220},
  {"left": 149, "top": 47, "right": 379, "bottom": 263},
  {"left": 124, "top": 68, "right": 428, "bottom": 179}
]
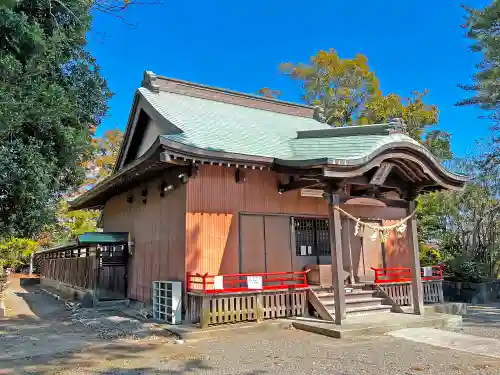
[
  {"left": 41, "top": 257, "right": 97, "bottom": 290},
  {"left": 102, "top": 178, "right": 186, "bottom": 303},
  {"left": 101, "top": 165, "right": 413, "bottom": 304},
  {"left": 186, "top": 165, "right": 412, "bottom": 276}
]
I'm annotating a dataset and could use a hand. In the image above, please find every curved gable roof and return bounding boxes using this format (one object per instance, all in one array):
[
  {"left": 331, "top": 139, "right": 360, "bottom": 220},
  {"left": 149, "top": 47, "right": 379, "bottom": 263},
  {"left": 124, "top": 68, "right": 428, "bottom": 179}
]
[{"left": 70, "top": 73, "right": 468, "bottom": 211}]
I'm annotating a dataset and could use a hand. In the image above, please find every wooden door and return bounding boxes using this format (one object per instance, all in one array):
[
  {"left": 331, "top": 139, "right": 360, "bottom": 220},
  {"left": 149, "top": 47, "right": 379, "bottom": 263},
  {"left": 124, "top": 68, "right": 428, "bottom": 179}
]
[
  {"left": 239, "top": 214, "right": 266, "bottom": 273},
  {"left": 264, "top": 216, "right": 293, "bottom": 273}
]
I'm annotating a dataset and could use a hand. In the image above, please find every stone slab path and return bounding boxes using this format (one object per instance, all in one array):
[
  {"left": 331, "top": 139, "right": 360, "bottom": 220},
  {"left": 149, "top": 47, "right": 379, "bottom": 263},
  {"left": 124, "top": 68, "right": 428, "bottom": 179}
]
[{"left": 388, "top": 327, "right": 500, "bottom": 359}]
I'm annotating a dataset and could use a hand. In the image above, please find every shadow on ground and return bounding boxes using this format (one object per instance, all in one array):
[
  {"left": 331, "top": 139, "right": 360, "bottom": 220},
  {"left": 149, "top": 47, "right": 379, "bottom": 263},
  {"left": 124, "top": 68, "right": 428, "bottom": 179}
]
[
  {"left": 2, "top": 336, "right": 269, "bottom": 374},
  {"left": 462, "top": 304, "right": 500, "bottom": 328}
]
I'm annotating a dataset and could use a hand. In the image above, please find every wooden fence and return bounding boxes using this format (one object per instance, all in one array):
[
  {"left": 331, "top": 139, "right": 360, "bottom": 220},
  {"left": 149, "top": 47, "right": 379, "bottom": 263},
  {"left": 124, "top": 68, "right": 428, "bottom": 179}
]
[
  {"left": 378, "top": 280, "right": 444, "bottom": 306},
  {"left": 379, "top": 282, "right": 413, "bottom": 306},
  {"left": 40, "top": 257, "right": 98, "bottom": 290},
  {"left": 423, "top": 280, "right": 444, "bottom": 303},
  {"left": 187, "top": 289, "right": 308, "bottom": 328}
]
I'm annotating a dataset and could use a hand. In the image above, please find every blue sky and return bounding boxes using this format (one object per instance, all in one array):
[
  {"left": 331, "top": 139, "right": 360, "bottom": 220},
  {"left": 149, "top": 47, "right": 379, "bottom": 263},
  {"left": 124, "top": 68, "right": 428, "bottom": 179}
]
[{"left": 88, "top": 0, "right": 492, "bottom": 157}]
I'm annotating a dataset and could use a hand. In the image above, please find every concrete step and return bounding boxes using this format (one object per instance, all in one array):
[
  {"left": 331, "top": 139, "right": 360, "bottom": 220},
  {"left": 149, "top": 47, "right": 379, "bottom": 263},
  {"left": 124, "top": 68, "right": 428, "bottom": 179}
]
[
  {"left": 345, "top": 283, "right": 375, "bottom": 290},
  {"left": 290, "top": 312, "right": 462, "bottom": 339},
  {"left": 310, "top": 284, "right": 374, "bottom": 293},
  {"left": 327, "top": 304, "right": 392, "bottom": 316},
  {"left": 321, "top": 297, "right": 386, "bottom": 310},
  {"left": 316, "top": 289, "right": 375, "bottom": 300},
  {"left": 346, "top": 305, "right": 392, "bottom": 316}
]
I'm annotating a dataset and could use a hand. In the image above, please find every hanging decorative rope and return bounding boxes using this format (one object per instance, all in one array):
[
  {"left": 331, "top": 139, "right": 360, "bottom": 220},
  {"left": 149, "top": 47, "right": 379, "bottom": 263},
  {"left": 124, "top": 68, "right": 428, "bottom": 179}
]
[{"left": 333, "top": 205, "right": 416, "bottom": 243}]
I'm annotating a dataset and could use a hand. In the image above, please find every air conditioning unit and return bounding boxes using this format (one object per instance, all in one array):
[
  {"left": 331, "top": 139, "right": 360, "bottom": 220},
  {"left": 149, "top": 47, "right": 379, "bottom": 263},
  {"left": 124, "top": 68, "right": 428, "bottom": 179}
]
[{"left": 152, "top": 281, "right": 182, "bottom": 324}]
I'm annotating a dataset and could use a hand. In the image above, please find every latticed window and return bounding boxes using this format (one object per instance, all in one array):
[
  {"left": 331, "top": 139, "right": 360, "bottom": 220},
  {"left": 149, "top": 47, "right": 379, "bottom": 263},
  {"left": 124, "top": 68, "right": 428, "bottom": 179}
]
[{"left": 294, "top": 218, "right": 331, "bottom": 256}]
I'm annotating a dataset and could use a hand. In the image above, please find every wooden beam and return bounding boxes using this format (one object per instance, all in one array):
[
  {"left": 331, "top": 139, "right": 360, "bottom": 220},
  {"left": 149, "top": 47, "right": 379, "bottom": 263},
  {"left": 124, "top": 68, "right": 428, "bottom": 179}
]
[
  {"left": 407, "top": 200, "right": 424, "bottom": 314},
  {"left": 340, "top": 195, "right": 409, "bottom": 209},
  {"left": 278, "top": 179, "right": 319, "bottom": 192},
  {"left": 369, "top": 162, "right": 394, "bottom": 186}
]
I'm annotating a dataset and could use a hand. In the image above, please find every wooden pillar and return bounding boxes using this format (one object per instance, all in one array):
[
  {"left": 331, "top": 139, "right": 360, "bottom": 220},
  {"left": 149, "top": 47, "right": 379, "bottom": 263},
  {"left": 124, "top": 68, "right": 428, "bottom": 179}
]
[
  {"left": 256, "top": 294, "right": 265, "bottom": 322},
  {"left": 407, "top": 200, "right": 424, "bottom": 314},
  {"left": 327, "top": 191, "right": 346, "bottom": 324},
  {"left": 200, "top": 296, "right": 211, "bottom": 329}
]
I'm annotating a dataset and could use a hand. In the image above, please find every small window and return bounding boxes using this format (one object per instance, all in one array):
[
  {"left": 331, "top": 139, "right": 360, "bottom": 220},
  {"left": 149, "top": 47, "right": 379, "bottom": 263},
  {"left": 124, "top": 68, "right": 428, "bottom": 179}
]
[{"left": 294, "top": 218, "right": 331, "bottom": 256}]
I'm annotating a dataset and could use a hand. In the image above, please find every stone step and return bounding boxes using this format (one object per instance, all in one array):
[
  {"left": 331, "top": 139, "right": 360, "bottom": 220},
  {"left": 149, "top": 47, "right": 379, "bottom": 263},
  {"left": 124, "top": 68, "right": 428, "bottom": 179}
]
[
  {"left": 327, "top": 304, "right": 392, "bottom": 315},
  {"left": 345, "top": 305, "right": 392, "bottom": 316},
  {"left": 320, "top": 297, "right": 386, "bottom": 310},
  {"left": 310, "top": 283, "right": 375, "bottom": 293},
  {"left": 315, "top": 289, "right": 375, "bottom": 299},
  {"left": 346, "top": 283, "right": 375, "bottom": 290}
]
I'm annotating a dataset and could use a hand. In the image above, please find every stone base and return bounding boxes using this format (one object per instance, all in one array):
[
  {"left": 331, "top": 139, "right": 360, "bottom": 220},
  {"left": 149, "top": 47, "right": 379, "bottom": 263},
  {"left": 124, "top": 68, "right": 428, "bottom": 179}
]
[
  {"left": 402, "top": 302, "right": 468, "bottom": 316},
  {"left": 289, "top": 312, "right": 462, "bottom": 339},
  {"left": 40, "top": 277, "right": 97, "bottom": 308}
]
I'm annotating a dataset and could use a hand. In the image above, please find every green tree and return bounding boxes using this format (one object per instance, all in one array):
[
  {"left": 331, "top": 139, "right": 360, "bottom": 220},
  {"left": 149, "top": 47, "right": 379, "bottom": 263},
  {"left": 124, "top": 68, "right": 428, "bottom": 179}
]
[
  {"left": 458, "top": 1, "right": 499, "bottom": 169},
  {"left": 280, "top": 49, "right": 380, "bottom": 126},
  {"left": 0, "top": 237, "right": 38, "bottom": 273},
  {"left": 0, "top": 0, "right": 111, "bottom": 239},
  {"left": 360, "top": 90, "right": 452, "bottom": 160},
  {"left": 417, "top": 158, "right": 500, "bottom": 281},
  {"left": 280, "top": 50, "right": 452, "bottom": 159},
  {"left": 37, "top": 130, "right": 123, "bottom": 247},
  {"left": 257, "top": 87, "right": 281, "bottom": 99},
  {"left": 83, "top": 129, "right": 124, "bottom": 187},
  {"left": 51, "top": 200, "right": 99, "bottom": 244},
  {"left": 458, "top": 1, "right": 500, "bottom": 116}
]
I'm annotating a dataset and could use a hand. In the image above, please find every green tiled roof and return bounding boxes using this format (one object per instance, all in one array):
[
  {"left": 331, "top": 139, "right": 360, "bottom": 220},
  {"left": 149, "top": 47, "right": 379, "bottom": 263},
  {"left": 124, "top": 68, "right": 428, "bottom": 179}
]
[
  {"left": 76, "top": 232, "right": 129, "bottom": 245},
  {"left": 139, "top": 88, "right": 423, "bottom": 162},
  {"left": 289, "top": 133, "right": 420, "bottom": 160},
  {"left": 140, "top": 88, "right": 326, "bottom": 159}
]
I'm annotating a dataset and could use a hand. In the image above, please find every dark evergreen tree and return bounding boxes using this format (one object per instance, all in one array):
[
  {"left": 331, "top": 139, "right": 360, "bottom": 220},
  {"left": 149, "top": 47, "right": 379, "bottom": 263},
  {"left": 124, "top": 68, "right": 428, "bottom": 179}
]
[{"left": 0, "top": 0, "right": 111, "bottom": 237}]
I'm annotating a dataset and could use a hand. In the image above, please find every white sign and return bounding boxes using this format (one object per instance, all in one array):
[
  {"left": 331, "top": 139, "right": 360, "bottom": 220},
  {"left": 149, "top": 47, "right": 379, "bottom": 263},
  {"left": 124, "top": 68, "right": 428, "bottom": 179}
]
[
  {"left": 214, "top": 275, "right": 224, "bottom": 290},
  {"left": 300, "top": 188, "right": 324, "bottom": 198},
  {"left": 307, "top": 246, "right": 312, "bottom": 255},
  {"left": 300, "top": 245, "right": 307, "bottom": 256},
  {"left": 423, "top": 267, "right": 433, "bottom": 277},
  {"left": 247, "top": 276, "right": 263, "bottom": 290}
]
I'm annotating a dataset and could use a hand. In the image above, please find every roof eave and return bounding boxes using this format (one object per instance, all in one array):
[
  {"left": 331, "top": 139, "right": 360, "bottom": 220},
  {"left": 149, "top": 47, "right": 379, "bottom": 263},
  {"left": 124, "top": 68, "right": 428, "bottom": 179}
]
[
  {"left": 69, "top": 137, "right": 163, "bottom": 211},
  {"left": 159, "top": 137, "right": 275, "bottom": 166}
]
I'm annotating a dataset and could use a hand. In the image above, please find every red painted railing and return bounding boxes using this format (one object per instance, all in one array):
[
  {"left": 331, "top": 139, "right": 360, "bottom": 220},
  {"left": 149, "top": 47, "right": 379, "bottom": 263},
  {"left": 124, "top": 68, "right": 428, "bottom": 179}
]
[
  {"left": 186, "top": 270, "right": 310, "bottom": 294},
  {"left": 370, "top": 265, "right": 443, "bottom": 284}
]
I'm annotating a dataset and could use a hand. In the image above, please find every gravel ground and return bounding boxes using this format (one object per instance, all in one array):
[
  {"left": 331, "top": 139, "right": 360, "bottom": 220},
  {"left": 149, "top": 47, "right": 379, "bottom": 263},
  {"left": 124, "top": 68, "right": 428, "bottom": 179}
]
[
  {"left": 3, "top": 280, "right": 500, "bottom": 374},
  {"left": 0, "top": 278, "right": 171, "bottom": 366},
  {"left": 5, "top": 325, "right": 500, "bottom": 375}
]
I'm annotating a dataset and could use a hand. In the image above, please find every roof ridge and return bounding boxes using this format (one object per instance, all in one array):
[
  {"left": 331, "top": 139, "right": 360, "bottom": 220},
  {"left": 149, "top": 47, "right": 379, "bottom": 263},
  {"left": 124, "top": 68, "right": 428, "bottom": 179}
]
[
  {"left": 296, "top": 123, "right": 406, "bottom": 139},
  {"left": 141, "top": 71, "right": 315, "bottom": 118}
]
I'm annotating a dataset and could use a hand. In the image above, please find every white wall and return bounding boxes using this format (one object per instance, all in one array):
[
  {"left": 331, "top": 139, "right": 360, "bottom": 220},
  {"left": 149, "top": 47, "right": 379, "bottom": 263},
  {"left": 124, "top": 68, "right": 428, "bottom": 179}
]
[{"left": 136, "top": 119, "right": 162, "bottom": 157}]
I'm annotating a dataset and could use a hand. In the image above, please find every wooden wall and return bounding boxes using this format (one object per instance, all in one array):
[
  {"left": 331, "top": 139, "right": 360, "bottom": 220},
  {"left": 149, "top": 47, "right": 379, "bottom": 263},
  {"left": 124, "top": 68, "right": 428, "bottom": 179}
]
[
  {"left": 102, "top": 176, "right": 186, "bottom": 303},
  {"left": 100, "top": 164, "right": 414, "bottom": 303},
  {"left": 185, "top": 165, "right": 413, "bottom": 277}
]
